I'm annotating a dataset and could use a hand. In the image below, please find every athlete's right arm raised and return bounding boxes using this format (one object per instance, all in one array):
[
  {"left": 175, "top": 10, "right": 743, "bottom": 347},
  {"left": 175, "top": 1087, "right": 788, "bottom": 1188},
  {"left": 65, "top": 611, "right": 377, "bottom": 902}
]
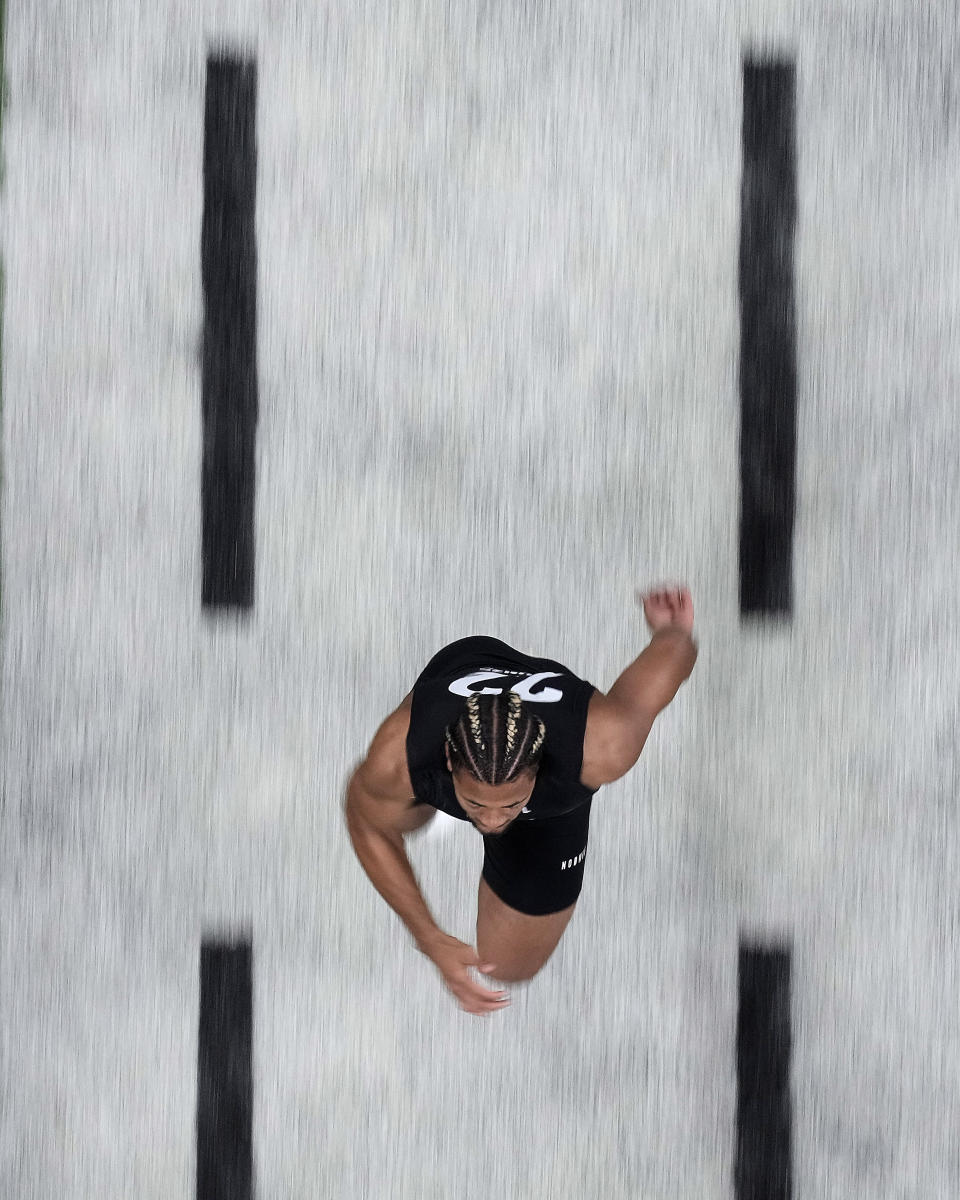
[{"left": 344, "top": 728, "right": 446, "bottom": 956}]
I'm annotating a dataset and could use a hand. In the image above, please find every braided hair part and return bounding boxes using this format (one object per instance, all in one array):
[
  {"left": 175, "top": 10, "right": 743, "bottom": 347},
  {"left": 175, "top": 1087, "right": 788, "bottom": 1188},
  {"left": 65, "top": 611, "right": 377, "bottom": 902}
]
[{"left": 444, "top": 690, "right": 546, "bottom": 785}]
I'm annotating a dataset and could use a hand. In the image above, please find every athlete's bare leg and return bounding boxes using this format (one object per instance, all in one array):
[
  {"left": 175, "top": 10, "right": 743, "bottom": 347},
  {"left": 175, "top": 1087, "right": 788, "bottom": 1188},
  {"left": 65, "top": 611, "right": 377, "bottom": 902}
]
[{"left": 475, "top": 876, "right": 577, "bottom": 983}]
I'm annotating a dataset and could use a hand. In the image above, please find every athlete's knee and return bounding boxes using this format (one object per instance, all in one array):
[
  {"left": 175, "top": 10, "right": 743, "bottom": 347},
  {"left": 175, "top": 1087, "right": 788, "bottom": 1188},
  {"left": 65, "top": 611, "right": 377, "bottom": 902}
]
[
  {"left": 485, "top": 963, "right": 540, "bottom": 985},
  {"left": 482, "top": 942, "right": 563, "bottom": 984}
]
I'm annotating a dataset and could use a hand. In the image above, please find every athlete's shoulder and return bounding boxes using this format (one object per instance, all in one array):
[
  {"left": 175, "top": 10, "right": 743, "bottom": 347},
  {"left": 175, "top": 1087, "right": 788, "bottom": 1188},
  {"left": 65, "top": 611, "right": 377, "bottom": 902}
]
[{"left": 582, "top": 688, "right": 656, "bottom": 787}]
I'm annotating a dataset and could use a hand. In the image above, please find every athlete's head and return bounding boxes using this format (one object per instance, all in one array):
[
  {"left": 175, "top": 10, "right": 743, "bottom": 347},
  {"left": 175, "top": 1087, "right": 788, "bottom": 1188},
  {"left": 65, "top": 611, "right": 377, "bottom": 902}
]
[{"left": 443, "top": 691, "right": 545, "bottom": 836}]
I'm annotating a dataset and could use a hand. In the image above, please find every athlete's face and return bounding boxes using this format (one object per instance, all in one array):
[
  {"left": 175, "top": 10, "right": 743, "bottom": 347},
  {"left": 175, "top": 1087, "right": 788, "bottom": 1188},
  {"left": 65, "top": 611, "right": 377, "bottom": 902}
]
[{"left": 445, "top": 747, "right": 536, "bottom": 836}]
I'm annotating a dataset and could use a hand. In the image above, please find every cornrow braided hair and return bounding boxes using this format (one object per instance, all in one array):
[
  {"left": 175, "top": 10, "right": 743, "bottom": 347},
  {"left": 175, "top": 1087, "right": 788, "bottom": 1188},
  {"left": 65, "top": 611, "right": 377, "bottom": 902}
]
[{"left": 444, "top": 690, "right": 547, "bottom": 785}]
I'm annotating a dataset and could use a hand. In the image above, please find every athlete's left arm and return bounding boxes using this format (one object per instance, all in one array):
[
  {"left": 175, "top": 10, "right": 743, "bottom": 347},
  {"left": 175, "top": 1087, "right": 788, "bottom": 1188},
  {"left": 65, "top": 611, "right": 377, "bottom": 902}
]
[{"left": 603, "top": 629, "right": 699, "bottom": 763}]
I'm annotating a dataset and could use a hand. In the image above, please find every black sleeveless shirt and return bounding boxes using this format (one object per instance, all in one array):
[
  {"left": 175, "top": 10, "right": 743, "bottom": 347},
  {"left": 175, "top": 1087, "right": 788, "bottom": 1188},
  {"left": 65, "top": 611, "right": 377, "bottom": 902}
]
[{"left": 405, "top": 635, "right": 601, "bottom": 822}]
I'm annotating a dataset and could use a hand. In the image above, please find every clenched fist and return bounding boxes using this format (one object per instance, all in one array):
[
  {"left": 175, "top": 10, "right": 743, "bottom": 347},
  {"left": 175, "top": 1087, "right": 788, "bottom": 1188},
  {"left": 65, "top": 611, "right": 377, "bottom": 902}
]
[{"left": 638, "top": 585, "right": 694, "bottom": 636}]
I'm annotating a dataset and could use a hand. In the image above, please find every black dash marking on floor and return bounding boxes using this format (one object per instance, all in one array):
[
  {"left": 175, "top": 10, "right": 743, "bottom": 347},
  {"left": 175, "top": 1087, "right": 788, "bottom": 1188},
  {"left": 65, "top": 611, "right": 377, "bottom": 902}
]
[
  {"left": 735, "top": 943, "right": 793, "bottom": 1199},
  {"left": 197, "top": 938, "right": 254, "bottom": 1200},
  {"left": 739, "top": 60, "right": 797, "bottom": 618},
  {"left": 201, "top": 55, "right": 258, "bottom": 609}
]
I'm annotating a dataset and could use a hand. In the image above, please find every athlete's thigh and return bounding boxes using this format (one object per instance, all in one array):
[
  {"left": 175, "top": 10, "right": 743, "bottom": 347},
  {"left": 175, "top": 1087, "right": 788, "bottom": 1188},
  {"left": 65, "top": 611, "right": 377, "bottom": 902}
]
[{"left": 475, "top": 874, "right": 577, "bottom": 981}]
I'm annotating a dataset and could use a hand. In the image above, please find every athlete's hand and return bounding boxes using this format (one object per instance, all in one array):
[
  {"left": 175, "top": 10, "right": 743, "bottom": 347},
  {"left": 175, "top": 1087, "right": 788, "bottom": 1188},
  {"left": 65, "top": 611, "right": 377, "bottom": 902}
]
[
  {"left": 638, "top": 584, "right": 694, "bottom": 636},
  {"left": 423, "top": 933, "right": 511, "bottom": 1015}
]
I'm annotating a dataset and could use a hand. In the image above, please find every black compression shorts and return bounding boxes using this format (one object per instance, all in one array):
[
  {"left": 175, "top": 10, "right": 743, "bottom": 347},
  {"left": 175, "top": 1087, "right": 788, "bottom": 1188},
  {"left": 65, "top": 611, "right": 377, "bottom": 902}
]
[{"left": 480, "top": 798, "right": 593, "bottom": 916}]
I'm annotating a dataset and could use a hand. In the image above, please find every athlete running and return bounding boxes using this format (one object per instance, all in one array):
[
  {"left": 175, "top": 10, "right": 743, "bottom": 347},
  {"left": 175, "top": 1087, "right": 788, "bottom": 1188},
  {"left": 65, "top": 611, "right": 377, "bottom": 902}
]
[{"left": 345, "top": 586, "right": 697, "bottom": 1014}]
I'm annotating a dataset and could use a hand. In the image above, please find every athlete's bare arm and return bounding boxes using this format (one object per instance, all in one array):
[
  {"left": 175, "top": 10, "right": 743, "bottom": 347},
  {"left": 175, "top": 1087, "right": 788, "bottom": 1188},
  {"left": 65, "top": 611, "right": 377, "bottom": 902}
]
[
  {"left": 344, "top": 704, "right": 443, "bottom": 948},
  {"left": 344, "top": 692, "right": 512, "bottom": 1015}
]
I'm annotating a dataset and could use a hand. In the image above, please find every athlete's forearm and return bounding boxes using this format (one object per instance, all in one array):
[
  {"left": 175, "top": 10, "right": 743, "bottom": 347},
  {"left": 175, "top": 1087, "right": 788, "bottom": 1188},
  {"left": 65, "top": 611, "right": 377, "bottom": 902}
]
[
  {"left": 346, "top": 813, "right": 445, "bottom": 954},
  {"left": 607, "top": 627, "right": 698, "bottom": 718}
]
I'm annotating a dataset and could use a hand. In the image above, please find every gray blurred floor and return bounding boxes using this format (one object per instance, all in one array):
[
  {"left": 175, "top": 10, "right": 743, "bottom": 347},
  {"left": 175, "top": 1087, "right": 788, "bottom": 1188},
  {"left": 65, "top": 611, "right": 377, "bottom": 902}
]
[{"left": 2, "top": 2, "right": 960, "bottom": 1197}]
